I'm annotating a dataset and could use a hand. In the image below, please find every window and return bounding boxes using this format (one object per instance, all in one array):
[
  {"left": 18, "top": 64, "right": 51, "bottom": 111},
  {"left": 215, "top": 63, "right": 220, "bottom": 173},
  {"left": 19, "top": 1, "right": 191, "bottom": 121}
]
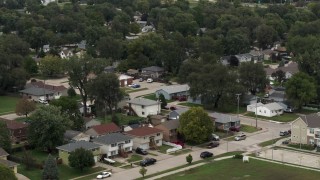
[
  {"left": 157, "top": 133, "right": 160, "bottom": 136},
  {"left": 125, "top": 140, "right": 131, "bottom": 144},
  {"left": 142, "top": 112, "right": 145, "bottom": 115},
  {"left": 310, "top": 129, "right": 314, "bottom": 134},
  {"left": 310, "top": 139, "right": 314, "bottom": 144},
  {"left": 142, "top": 105, "right": 145, "bottom": 109},
  {"left": 111, "top": 143, "right": 117, "bottom": 147},
  {"left": 111, "top": 151, "right": 117, "bottom": 155},
  {"left": 156, "top": 140, "right": 159, "bottom": 144},
  {"left": 264, "top": 110, "right": 266, "bottom": 113},
  {"left": 125, "top": 147, "right": 130, "bottom": 151}
]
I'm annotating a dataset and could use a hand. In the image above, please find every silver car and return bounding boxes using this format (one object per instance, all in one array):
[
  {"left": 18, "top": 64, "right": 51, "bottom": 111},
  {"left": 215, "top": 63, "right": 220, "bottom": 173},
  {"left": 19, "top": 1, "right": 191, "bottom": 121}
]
[{"left": 235, "top": 134, "right": 246, "bottom": 141}]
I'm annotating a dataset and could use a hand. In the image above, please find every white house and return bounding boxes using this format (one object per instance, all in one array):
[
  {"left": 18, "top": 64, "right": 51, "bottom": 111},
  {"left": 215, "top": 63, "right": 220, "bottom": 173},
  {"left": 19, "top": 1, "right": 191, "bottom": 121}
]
[
  {"left": 126, "top": 126, "right": 163, "bottom": 150},
  {"left": 92, "top": 133, "right": 133, "bottom": 158},
  {"left": 118, "top": 74, "right": 133, "bottom": 87},
  {"left": 59, "top": 48, "right": 73, "bottom": 59},
  {"left": 41, "top": 0, "right": 57, "bottom": 6},
  {"left": 155, "top": 84, "right": 190, "bottom": 100},
  {"left": 256, "top": 102, "right": 284, "bottom": 117},
  {"left": 43, "top": 44, "right": 50, "bottom": 53},
  {"left": 247, "top": 102, "right": 264, "bottom": 112},
  {"left": 20, "top": 81, "right": 67, "bottom": 101},
  {"left": 127, "top": 98, "right": 161, "bottom": 117}
]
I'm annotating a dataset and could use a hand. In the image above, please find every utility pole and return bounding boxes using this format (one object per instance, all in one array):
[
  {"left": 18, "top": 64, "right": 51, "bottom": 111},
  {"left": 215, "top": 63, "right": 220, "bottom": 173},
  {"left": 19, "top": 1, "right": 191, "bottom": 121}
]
[
  {"left": 255, "top": 95, "right": 258, "bottom": 128},
  {"left": 236, "top": 93, "right": 241, "bottom": 119}
]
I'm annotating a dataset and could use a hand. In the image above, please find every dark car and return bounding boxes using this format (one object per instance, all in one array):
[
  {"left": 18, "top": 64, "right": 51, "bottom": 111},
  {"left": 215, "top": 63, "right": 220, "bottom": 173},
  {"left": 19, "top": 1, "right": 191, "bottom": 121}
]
[
  {"left": 279, "top": 131, "right": 289, "bottom": 136},
  {"left": 229, "top": 126, "right": 240, "bottom": 132},
  {"left": 200, "top": 151, "right": 213, "bottom": 158},
  {"left": 282, "top": 139, "right": 290, "bottom": 145},
  {"left": 136, "top": 148, "right": 148, "bottom": 155},
  {"left": 207, "top": 142, "right": 219, "bottom": 149},
  {"left": 170, "top": 106, "right": 177, "bottom": 111},
  {"left": 140, "top": 158, "right": 157, "bottom": 166},
  {"left": 131, "top": 84, "right": 141, "bottom": 88},
  {"left": 284, "top": 107, "right": 294, "bottom": 113}
]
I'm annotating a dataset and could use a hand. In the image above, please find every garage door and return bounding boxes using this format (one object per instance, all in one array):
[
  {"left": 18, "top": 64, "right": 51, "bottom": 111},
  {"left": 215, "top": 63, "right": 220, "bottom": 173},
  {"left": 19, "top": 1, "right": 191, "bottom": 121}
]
[
  {"left": 139, "top": 143, "right": 149, "bottom": 150},
  {"left": 94, "top": 156, "right": 98, "bottom": 162}
]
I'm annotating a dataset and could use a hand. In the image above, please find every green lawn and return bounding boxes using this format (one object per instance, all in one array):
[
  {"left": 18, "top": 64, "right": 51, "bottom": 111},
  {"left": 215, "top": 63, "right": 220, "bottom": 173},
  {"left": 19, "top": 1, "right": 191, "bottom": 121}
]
[
  {"left": 245, "top": 112, "right": 299, "bottom": 122},
  {"left": 158, "top": 158, "right": 320, "bottom": 180},
  {"left": 241, "top": 124, "right": 261, "bottom": 133},
  {"left": 13, "top": 149, "right": 58, "bottom": 164},
  {"left": 127, "top": 154, "right": 143, "bottom": 163},
  {"left": 178, "top": 102, "right": 203, "bottom": 108},
  {"left": 258, "top": 137, "right": 286, "bottom": 147},
  {"left": 0, "top": 96, "right": 20, "bottom": 115},
  {"left": 158, "top": 145, "right": 172, "bottom": 154},
  {"left": 18, "top": 164, "right": 105, "bottom": 180},
  {"left": 96, "top": 113, "right": 144, "bottom": 126},
  {"left": 214, "top": 151, "right": 245, "bottom": 159},
  {"left": 143, "top": 93, "right": 175, "bottom": 103}
]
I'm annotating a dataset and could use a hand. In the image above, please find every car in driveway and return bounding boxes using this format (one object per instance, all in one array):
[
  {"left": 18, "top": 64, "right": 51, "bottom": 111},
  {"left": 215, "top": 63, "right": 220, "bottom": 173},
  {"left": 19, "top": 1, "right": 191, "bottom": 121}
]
[
  {"left": 135, "top": 147, "right": 148, "bottom": 155},
  {"left": 96, "top": 171, "right": 112, "bottom": 179},
  {"left": 211, "top": 133, "right": 220, "bottom": 141},
  {"left": 200, "top": 151, "right": 213, "bottom": 158},
  {"left": 147, "top": 78, "right": 153, "bottom": 83},
  {"left": 207, "top": 142, "right": 219, "bottom": 149},
  {"left": 235, "top": 134, "right": 246, "bottom": 141},
  {"left": 279, "top": 131, "right": 290, "bottom": 136},
  {"left": 140, "top": 158, "right": 157, "bottom": 166},
  {"left": 131, "top": 84, "right": 141, "bottom": 88}
]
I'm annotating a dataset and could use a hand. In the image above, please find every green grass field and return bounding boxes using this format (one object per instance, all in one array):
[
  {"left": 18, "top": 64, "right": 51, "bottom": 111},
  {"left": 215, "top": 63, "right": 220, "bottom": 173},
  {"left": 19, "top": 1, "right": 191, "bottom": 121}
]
[
  {"left": 159, "top": 158, "right": 320, "bottom": 180},
  {"left": 241, "top": 124, "right": 260, "bottom": 133},
  {"left": 13, "top": 149, "right": 58, "bottom": 164},
  {"left": 0, "top": 96, "right": 20, "bottom": 115},
  {"left": 127, "top": 154, "right": 143, "bottom": 163}
]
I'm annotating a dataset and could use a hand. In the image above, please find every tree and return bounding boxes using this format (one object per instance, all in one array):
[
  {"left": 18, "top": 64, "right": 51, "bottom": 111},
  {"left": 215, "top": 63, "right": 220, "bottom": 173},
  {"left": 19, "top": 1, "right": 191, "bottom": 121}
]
[
  {"left": 65, "top": 55, "right": 105, "bottom": 116},
  {"left": 67, "top": 88, "right": 77, "bottom": 97},
  {"left": 285, "top": 72, "right": 317, "bottom": 109},
  {"left": 42, "top": 154, "right": 59, "bottom": 180},
  {"left": 0, "top": 121, "right": 11, "bottom": 153},
  {"left": 15, "top": 97, "right": 36, "bottom": 117},
  {"left": 178, "top": 107, "right": 213, "bottom": 144},
  {"left": 254, "top": 24, "right": 277, "bottom": 49},
  {"left": 88, "top": 73, "right": 123, "bottom": 120},
  {"left": 28, "top": 106, "right": 70, "bottom": 152},
  {"left": 23, "top": 57, "right": 38, "bottom": 75},
  {"left": 271, "top": 70, "right": 286, "bottom": 84},
  {"left": 186, "top": 154, "right": 193, "bottom": 164},
  {"left": 0, "top": 164, "right": 17, "bottom": 180},
  {"left": 68, "top": 148, "right": 95, "bottom": 171},
  {"left": 239, "top": 62, "right": 267, "bottom": 95},
  {"left": 159, "top": 94, "right": 167, "bottom": 109},
  {"left": 139, "top": 167, "right": 147, "bottom": 178},
  {"left": 39, "top": 55, "right": 64, "bottom": 77}
]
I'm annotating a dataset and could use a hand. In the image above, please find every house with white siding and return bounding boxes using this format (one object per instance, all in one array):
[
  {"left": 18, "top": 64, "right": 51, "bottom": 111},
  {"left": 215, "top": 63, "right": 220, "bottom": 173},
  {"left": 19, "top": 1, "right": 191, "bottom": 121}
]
[
  {"left": 155, "top": 84, "right": 190, "bottom": 100},
  {"left": 126, "top": 126, "right": 163, "bottom": 150},
  {"left": 256, "top": 102, "right": 284, "bottom": 117},
  {"left": 127, "top": 98, "right": 161, "bottom": 117}
]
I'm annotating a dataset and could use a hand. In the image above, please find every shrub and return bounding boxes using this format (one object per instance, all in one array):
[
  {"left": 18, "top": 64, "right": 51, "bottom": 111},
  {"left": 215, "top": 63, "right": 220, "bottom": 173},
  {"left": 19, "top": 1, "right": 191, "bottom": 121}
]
[{"left": 233, "top": 154, "right": 243, "bottom": 159}]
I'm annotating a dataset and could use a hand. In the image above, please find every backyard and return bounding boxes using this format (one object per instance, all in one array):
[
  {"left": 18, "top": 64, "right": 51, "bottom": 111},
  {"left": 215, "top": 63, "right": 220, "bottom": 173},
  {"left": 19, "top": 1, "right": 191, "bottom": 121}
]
[
  {"left": 158, "top": 158, "right": 320, "bottom": 180},
  {"left": 0, "top": 96, "right": 20, "bottom": 115},
  {"left": 97, "top": 113, "right": 144, "bottom": 126},
  {"left": 245, "top": 112, "right": 299, "bottom": 122}
]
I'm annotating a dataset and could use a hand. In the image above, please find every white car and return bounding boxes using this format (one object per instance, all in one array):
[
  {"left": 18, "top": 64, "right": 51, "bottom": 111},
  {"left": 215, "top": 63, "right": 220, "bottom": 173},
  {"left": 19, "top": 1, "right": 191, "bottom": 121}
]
[
  {"left": 147, "top": 78, "right": 153, "bottom": 83},
  {"left": 235, "top": 134, "right": 247, "bottom": 141},
  {"left": 96, "top": 171, "right": 112, "bottom": 179},
  {"left": 211, "top": 133, "right": 220, "bottom": 141}
]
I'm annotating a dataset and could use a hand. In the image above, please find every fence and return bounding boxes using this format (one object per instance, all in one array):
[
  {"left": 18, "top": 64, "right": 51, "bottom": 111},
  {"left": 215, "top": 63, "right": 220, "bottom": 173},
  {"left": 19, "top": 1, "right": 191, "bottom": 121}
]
[{"left": 163, "top": 141, "right": 182, "bottom": 154}]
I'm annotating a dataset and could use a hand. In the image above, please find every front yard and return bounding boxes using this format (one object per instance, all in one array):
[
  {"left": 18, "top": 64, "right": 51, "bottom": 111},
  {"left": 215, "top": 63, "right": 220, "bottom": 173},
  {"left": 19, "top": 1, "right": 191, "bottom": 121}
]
[
  {"left": 0, "top": 95, "right": 20, "bottom": 115},
  {"left": 127, "top": 154, "right": 143, "bottom": 163},
  {"left": 158, "top": 145, "right": 172, "bottom": 154},
  {"left": 245, "top": 112, "right": 299, "bottom": 122},
  {"left": 241, "top": 124, "right": 261, "bottom": 133},
  {"left": 158, "top": 158, "right": 320, "bottom": 180}
]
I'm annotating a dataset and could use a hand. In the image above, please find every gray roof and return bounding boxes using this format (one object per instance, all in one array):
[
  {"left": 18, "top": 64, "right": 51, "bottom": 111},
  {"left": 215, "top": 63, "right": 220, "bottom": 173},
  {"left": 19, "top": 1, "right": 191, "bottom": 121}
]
[
  {"left": 0, "top": 148, "right": 9, "bottom": 157},
  {"left": 92, "top": 133, "right": 132, "bottom": 145},
  {"left": 158, "top": 119, "right": 180, "bottom": 130},
  {"left": 56, "top": 141, "right": 101, "bottom": 152},
  {"left": 64, "top": 130, "right": 82, "bottom": 140},
  {"left": 0, "top": 159, "right": 19, "bottom": 168},
  {"left": 78, "top": 40, "right": 86, "bottom": 49},
  {"left": 235, "top": 53, "right": 253, "bottom": 62},
  {"left": 142, "top": 66, "right": 164, "bottom": 72},
  {"left": 262, "top": 102, "right": 284, "bottom": 110},
  {"left": 168, "top": 108, "right": 189, "bottom": 120},
  {"left": 156, "top": 84, "right": 190, "bottom": 94},
  {"left": 300, "top": 112, "right": 320, "bottom": 128},
  {"left": 127, "top": 98, "right": 160, "bottom": 106},
  {"left": 174, "top": 108, "right": 189, "bottom": 115},
  {"left": 211, "top": 113, "right": 239, "bottom": 124},
  {"left": 19, "top": 87, "right": 55, "bottom": 96}
]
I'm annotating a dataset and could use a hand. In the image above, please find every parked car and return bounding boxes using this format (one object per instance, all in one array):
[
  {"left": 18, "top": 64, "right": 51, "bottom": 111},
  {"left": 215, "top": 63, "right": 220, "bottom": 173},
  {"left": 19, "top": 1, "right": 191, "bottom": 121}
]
[
  {"left": 207, "top": 142, "right": 220, "bottom": 149},
  {"left": 136, "top": 147, "right": 148, "bottom": 155},
  {"left": 235, "top": 134, "right": 246, "bottom": 141},
  {"left": 171, "top": 141, "right": 185, "bottom": 148},
  {"left": 170, "top": 106, "right": 177, "bottom": 110},
  {"left": 229, "top": 126, "right": 240, "bottom": 132},
  {"left": 211, "top": 134, "right": 220, "bottom": 141},
  {"left": 282, "top": 139, "right": 290, "bottom": 145},
  {"left": 131, "top": 84, "right": 141, "bottom": 88},
  {"left": 284, "top": 107, "right": 294, "bottom": 113},
  {"left": 139, "top": 78, "right": 144, "bottom": 82},
  {"left": 96, "top": 171, "right": 112, "bottom": 179},
  {"left": 279, "top": 131, "right": 290, "bottom": 136},
  {"left": 140, "top": 158, "right": 157, "bottom": 166},
  {"left": 200, "top": 151, "right": 213, "bottom": 158},
  {"left": 147, "top": 78, "right": 153, "bottom": 83}
]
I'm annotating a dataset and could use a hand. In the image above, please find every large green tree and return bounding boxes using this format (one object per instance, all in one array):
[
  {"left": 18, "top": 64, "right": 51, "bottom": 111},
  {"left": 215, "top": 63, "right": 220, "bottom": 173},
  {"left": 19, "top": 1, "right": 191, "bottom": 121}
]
[
  {"left": 239, "top": 62, "right": 267, "bottom": 95},
  {"left": 42, "top": 154, "right": 59, "bottom": 180},
  {"left": 0, "top": 121, "right": 11, "bottom": 153},
  {"left": 285, "top": 72, "right": 317, "bottom": 109},
  {"left": 39, "top": 55, "right": 64, "bottom": 77},
  {"left": 178, "top": 107, "right": 213, "bottom": 143},
  {"left": 68, "top": 148, "right": 95, "bottom": 171},
  {"left": 28, "top": 105, "right": 70, "bottom": 152},
  {"left": 0, "top": 164, "right": 17, "bottom": 180},
  {"left": 15, "top": 97, "right": 36, "bottom": 117}
]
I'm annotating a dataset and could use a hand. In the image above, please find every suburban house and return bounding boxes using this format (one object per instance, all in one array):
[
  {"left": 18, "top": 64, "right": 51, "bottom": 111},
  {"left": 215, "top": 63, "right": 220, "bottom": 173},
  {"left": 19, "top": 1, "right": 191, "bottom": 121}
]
[
  {"left": 155, "top": 84, "right": 190, "bottom": 100},
  {"left": 84, "top": 118, "right": 101, "bottom": 129},
  {"left": 148, "top": 115, "right": 167, "bottom": 126},
  {"left": 127, "top": 69, "right": 139, "bottom": 78},
  {"left": 123, "top": 124, "right": 141, "bottom": 132},
  {"left": 0, "top": 148, "right": 19, "bottom": 173},
  {"left": 256, "top": 102, "right": 284, "bottom": 117},
  {"left": 20, "top": 81, "right": 67, "bottom": 101},
  {"left": 264, "top": 62, "right": 299, "bottom": 81},
  {"left": 42, "top": 44, "right": 50, "bottom": 53},
  {"left": 155, "top": 119, "right": 180, "bottom": 142},
  {"left": 92, "top": 133, "right": 133, "bottom": 158},
  {"left": 126, "top": 126, "right": 163, "bottom": 150},
  {"left": 168, "top": 108, "right": 189, "bottom": 120},
  {"left": 210, "top": 113, "right": 240, "bottom": 131},
  {"left": 64, "top": 130, "right": 90, "bottom": 142},
  {"left": 247, "top": 102, "right": 264, "bottom": 113},
  {"left": 85, "top": 123, "right": 121, "bottom": 137},
  {"left": 127, "top": 98, "right": 161, "bottom": 117},
  {"left": 56, "top": 141, "right": 101, "bottom": 165},
  {"left": 141, "top": 66, "right": 165, "bottom": 78},
  {"left": 249, "top": 50, "right": 264, "bottom": 62},
  {"left": 262, "top": 49, "right": 275, "bottom": 60},
  {"left": 0, "top": 118, "right": 28, "bottom": 143},
  {"left": 59, "top": 48, "right": 74, "bottom": 59},
  {"left": 267, "top": 87, "right": 286, "bottom": 102},
  {"left": 291, "top": 113, "right": 320, "bottom": 146},
  {"left": 221, "top": 54, "right": 253, "bottom": 66},
  {"left": 118, "top": 74, "right": 134, "bottom": 87},
  {"left": 41, "top": 0, "right": 57, "bottom": 6}
]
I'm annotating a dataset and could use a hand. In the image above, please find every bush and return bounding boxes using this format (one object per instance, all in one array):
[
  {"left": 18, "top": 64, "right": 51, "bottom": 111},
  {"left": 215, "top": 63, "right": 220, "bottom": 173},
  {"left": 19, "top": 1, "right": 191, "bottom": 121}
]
[
  {"left": 67, "top": 88, "right": 77, "bottom": 97},
  {"left": 233, "top": 154, "right": 243, "bottom": 159}
]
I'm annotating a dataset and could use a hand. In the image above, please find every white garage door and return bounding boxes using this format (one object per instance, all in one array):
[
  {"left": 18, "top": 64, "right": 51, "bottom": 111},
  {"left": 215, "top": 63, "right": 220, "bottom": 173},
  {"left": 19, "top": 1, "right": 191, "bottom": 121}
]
[{"left": 139, "top": 143, "right": 149, "bottom": 150}]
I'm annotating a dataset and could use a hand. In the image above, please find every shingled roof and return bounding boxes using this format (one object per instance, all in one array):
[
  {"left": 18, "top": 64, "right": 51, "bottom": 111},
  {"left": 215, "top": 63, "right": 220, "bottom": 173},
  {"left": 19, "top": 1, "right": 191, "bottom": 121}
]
[
  {"left": 126, "top": 126, "right": 162, "bottom": 137},
  {"left": 89, "top": 123, "right": 121, "bottom": 135},
  {"left": 0, "top": 118, "right": 28, "bottom": 130},
  {"left": 92, "top": 133, "right": 132, "bottom": 145},
  {"left": 300, "top": 112, "right": 320, "bottom": 128},
  {"left": 56, "top": 141, "right": 101, "bottom": 152}
]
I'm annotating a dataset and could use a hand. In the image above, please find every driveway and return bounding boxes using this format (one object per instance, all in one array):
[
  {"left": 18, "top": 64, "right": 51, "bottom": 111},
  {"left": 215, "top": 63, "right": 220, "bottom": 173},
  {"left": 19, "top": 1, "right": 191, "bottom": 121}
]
[{"left": 128, "top": 79, "right": 166, "bottom": 99}]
